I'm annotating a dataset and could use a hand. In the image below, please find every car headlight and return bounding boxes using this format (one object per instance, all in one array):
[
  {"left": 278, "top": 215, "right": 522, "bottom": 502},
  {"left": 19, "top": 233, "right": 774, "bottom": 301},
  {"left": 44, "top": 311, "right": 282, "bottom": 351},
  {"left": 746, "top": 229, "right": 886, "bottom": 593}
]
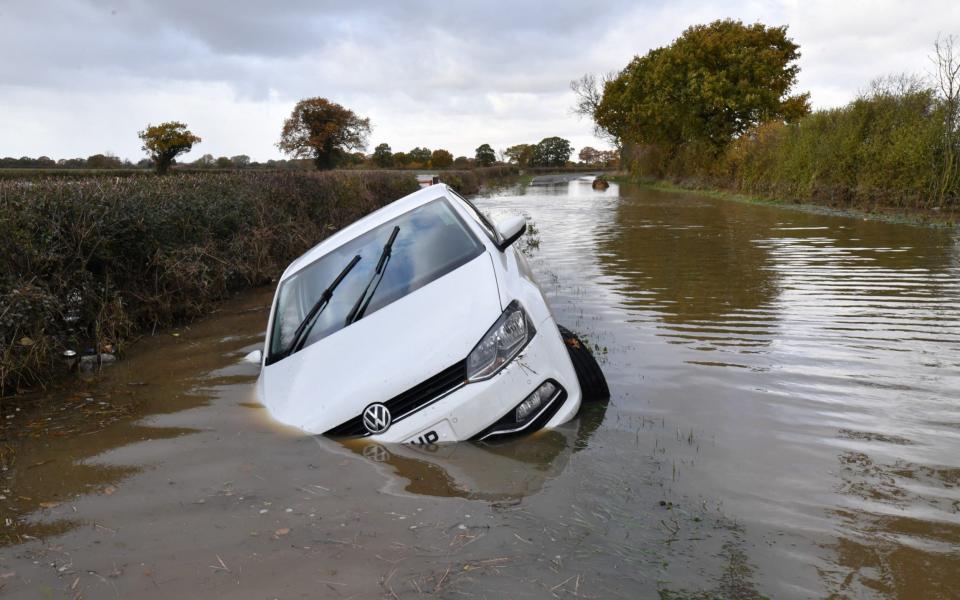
[{"left": 466, "top": 301, "right": 536, "bottom": 382}]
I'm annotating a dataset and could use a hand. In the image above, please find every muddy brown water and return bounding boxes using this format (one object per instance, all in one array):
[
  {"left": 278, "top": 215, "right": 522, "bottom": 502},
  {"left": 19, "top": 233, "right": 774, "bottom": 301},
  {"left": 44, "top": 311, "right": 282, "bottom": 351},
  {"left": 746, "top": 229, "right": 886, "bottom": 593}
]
[{"left": 1, "top": 178, "right": 958, "bottom": 598}]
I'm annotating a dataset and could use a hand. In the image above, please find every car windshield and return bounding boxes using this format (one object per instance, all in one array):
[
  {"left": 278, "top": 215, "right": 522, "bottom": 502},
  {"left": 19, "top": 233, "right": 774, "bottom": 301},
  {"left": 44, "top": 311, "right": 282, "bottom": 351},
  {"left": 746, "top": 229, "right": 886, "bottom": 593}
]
[
  {"left": 450, "top": 189, "right": 501, "bottom": 245},
  {"left": 268, "top": 198, "right": 484, "bottom": 362}
]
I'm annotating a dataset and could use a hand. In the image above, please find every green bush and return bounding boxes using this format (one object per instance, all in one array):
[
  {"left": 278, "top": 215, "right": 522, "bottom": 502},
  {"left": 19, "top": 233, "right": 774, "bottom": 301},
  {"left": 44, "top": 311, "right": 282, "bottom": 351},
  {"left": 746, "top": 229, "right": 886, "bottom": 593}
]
[
  {"left": 0, "top": 170, "right": 419, "bottom": 393},
  {"left": 727, "top": 88, "right": 954, "bottom": 209},
  {"left": 626, "top": 86, "right": 959, "bottom": 214}
]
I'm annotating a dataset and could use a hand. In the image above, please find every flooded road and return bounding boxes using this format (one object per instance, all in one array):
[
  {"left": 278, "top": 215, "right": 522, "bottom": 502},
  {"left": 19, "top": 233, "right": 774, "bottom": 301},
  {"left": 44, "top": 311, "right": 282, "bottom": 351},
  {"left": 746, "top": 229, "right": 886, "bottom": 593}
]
[{"left": 1, "top": 177, "right": 959, "bottom": 598}]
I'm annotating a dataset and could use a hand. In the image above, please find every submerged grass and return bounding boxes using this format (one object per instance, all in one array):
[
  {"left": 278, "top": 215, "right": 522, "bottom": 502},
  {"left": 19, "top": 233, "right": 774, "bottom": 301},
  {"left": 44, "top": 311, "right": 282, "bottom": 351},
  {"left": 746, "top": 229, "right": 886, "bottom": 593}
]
[{"left": 616, "top": 176, "right": 960, "bottom": 228}]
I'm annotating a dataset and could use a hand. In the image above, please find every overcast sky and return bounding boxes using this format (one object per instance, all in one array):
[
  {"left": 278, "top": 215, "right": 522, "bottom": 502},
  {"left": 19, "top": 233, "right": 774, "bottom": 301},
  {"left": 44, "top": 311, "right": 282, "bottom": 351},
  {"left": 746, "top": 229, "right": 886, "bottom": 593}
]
[{"left": 2, "top": 1, "right": 958, "bottom": 162}]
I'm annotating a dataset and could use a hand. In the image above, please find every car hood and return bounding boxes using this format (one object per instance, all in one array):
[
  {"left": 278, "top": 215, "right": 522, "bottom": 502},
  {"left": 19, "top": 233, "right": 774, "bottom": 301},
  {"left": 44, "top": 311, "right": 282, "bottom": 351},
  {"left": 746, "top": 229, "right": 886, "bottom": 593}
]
[{"left": 259, "top": 254, "right": 501, "bottom": 434}]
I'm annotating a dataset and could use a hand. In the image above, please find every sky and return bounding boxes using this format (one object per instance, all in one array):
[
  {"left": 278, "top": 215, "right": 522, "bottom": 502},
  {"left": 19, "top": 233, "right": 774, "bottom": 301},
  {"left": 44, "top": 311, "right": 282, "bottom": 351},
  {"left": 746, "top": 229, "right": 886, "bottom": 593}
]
[{"left": 2, "top": 0, "right": 958, "bottom": 163}]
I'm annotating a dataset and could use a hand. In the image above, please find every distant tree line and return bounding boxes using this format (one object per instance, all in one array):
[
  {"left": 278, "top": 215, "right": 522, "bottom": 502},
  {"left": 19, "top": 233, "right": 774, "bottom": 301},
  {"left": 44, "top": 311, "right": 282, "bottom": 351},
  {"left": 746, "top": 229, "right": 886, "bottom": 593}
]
[
  {"left": 3, "top": 95, "right": 614, "bottom": 175},
  {"left": 0, "top": 154, "right": 142, "bottom": 169}
]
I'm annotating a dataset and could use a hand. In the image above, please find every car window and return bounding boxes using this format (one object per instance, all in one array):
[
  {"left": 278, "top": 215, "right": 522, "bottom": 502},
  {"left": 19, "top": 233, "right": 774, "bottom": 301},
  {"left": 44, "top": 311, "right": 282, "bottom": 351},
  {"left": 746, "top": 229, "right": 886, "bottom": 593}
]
[
  {"left": 449, "top": 189, "right": 501, "bottom": 245},
  {"left": 268, "top": 198, "right": 484, "bottom": 362}
]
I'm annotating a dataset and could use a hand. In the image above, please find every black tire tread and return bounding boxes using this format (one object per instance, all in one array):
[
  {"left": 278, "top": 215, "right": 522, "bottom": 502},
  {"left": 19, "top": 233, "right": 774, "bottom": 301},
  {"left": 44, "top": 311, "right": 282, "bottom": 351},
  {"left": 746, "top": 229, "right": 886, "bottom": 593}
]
[{"left": 558, "top": 325, "right": 610, "bottom": 401}]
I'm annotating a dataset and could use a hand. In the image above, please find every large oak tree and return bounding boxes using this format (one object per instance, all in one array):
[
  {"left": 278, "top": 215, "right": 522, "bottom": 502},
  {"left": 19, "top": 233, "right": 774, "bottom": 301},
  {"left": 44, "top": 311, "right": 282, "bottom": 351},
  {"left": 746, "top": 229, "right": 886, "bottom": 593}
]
[
  {"left": 589, "top": 19, "right": 810, "bottom": 150},
  {"left": 138, "top": 122, "right": 201, "bottom": 174},
  {"left": 278, "top": 98, "right": 371, "bottom": 169}
]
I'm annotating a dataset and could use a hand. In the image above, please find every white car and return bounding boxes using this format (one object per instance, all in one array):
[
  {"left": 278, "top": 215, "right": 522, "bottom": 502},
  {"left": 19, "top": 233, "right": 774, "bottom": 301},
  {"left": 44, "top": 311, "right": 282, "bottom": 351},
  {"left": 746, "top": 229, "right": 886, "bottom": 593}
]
[{"left": 250, "top": 183, "right": 607, "bottom": 443}]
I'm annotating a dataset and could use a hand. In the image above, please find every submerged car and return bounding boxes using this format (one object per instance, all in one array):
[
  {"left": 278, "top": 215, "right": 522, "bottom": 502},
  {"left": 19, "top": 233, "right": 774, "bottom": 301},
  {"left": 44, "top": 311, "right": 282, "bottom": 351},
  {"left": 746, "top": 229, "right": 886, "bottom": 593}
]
[{"left": 250, "top": 183, "right": 607, "bottom": 443}]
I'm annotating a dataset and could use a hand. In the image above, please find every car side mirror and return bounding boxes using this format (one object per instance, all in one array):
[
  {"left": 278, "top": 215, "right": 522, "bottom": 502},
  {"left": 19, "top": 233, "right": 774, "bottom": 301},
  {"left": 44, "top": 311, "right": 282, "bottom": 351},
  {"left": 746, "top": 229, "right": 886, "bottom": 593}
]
[
  {"left": 243, "top": 349, "right": 263, "bottom": 365},
  {"left": 494, "top": 215, "right": 526, "bottom": 251}
]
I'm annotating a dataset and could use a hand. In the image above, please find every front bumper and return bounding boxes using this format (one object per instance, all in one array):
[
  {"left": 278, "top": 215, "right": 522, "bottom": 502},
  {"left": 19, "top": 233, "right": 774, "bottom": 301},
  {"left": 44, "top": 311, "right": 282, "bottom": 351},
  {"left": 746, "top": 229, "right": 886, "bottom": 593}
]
[{"left": 365, "top": 314, "right": 582, "bottom": 443}]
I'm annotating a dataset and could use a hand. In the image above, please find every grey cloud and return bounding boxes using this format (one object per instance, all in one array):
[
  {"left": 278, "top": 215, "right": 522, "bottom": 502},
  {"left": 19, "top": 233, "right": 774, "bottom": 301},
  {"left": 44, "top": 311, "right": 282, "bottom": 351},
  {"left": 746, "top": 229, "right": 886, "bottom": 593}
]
[{"left": 1, "top": 0, "right": 956, "bottom": 161}]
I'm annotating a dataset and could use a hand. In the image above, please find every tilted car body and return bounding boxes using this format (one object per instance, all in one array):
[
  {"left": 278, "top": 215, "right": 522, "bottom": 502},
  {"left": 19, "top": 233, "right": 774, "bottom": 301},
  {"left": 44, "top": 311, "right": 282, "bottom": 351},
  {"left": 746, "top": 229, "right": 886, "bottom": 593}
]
[{"left": 253, "top": 183, "right": 582, "bottom": 443}]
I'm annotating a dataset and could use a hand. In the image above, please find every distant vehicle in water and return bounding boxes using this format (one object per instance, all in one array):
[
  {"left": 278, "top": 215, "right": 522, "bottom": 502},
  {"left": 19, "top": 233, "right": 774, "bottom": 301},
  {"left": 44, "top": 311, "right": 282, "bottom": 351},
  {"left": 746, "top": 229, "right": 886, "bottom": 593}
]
[{"left": 247, "top": 183, "right": 608, "bottom": 443}]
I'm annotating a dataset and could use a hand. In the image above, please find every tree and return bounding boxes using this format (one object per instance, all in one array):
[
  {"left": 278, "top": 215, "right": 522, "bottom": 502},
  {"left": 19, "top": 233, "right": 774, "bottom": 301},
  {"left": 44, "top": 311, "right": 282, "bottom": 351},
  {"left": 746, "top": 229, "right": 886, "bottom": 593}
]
[
  {"left": 598, "top": 150, "right": 620, "bottom": 168},
  {"left": 933, "top": 34, "right": 960, "bottom": 206},
  {"left": 342, "top": 152, "right": 367, "bottom": 167},
  {"left": 505, "top": 144, "right": 535, "bottom": 167},
  {"left": 86, "top": 153, "right": 122, "bottom": 169},
  {"left": 193, "top": 154, "right": 215, "bottom": 167},
  {"left": 531, "top": 137, "right": 573, "bottom": 167},
  {"left": 138, "top": 121, "right": 201, "bottom": 174},
  {"left": 278, "top": 97, "right": 371, "bottom": 169},
  {"left": 430, "top": 149, "right": 453, "bottom": 168},
  {"left": 453, "top": 156, "right": 471, "bottom": 168},
  {"left": 578, "top": 147, "right": 600, "bottom": 165},
  {"left": 215, "top": 156, "right": 233, "bottom": 169},
  {"left": 475, "top": 143, "right": 496, "bottom": 166},
  {"left": 393, "top": 151, "right": 410, "bottom": 167},
  {"left": 408, "top": 147, "right": 432, "bottom": 165},
  {"left": 231, "top": 154, "right": 251, "bottom": 168},
  {"left": 590, "top": 19, "right": 809, "bottom": 150},
  {"left": 373, "top": 143, "right": 393, "bottom": 168},
  {"left": 570, "top": 72, "right": 620, "bottom": 145}
]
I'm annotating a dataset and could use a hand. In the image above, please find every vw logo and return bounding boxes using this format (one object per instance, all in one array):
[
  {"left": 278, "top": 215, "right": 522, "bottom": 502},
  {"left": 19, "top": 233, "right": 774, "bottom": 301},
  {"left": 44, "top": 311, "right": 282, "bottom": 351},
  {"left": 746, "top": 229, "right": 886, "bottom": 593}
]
[
  {"left": 362, "top": 403, "right": 392, "bottom": 434},
  {"left": 362, "top": 443, "right": 391, "bottom": 463}
]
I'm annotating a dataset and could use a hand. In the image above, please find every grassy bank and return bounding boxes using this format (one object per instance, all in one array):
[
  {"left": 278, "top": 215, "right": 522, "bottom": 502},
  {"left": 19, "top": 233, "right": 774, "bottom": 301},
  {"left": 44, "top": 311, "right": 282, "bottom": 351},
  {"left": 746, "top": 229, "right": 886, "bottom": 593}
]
[
  {"left": 0, "top": 170, "right": 424, "bottom": 395},
  {"left": 621, "top": 84, "right": 959, "bottom": 223}
]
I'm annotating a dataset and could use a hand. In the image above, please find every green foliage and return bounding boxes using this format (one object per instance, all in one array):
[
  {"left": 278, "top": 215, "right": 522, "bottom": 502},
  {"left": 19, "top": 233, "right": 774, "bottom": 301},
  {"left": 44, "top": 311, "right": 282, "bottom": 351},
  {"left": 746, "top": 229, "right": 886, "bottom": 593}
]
[
  {"left": 531, "top": 137, "right": 573, "bottom": 167},
  {"left": 727, "top": 86, "right": 955, "bottom": 209},
  {"left": 0, "top": 171, "right": 419, "bottom": 393},
  {"left": 430, "top": 149, "right": 454, "bottom": 168},
  {"left": 138, "top": 122, "right": 201, "bottom": 175},
  {"left": 86, "top": 154, "right": 123, "bottom": 169},
  {"left": 474, "top": 143, "right": 496, "bottom": 167},
  {"left": 278, "top": 97, "right": 371, "bottom": 170},
  {"left": 596, "top": 19, "right": 809, "bottom": 149},
  {"left": 505, "top": 144, "right": 535, "bottom": 167},
  {"left": 373, "top": 143, "right": 393, "bottom": 168},
  {"left": 595, "top": 20, "right": 960, "bottom": 214},
  {"left": 408, "top": 147, "right": 432, "bottom": 164},
  {"left": 392, "top": 151, "right": 410, "bottom": 167}
]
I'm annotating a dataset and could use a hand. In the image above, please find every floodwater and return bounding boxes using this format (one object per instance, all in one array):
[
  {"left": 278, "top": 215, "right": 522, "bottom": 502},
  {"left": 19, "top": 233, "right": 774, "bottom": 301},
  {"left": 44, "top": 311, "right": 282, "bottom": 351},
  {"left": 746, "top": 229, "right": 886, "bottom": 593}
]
[{"left": 1, "top": 177, "right": 958, "bottom": 598}]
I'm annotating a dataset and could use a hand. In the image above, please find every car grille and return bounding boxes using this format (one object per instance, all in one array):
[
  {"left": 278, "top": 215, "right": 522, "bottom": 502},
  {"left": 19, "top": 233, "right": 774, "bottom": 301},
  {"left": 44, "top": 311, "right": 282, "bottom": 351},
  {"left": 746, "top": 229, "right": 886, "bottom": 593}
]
[{"left": 325, "top": 360, "right": 467, "bottom": 438}]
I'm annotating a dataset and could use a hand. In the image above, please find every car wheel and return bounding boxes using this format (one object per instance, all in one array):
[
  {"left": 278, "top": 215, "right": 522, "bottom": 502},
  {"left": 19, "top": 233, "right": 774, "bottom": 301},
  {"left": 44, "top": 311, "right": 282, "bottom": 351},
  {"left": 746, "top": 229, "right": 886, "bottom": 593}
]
[{"left": 558, "top": 325, "right": 610, "bottom": 401}]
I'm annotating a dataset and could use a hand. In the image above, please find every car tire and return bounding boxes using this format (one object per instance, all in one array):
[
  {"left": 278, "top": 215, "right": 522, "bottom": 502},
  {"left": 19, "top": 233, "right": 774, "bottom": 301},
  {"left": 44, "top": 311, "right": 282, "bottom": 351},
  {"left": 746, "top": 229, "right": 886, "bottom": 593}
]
[{"left": 558, "top": 325, "right": 610, "bottom": 401}]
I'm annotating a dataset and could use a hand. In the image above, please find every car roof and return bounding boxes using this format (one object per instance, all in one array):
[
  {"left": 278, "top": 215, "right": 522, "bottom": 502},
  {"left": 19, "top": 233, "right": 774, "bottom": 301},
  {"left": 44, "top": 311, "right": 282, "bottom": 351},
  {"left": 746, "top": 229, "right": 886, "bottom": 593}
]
[{"left": 279, "top": 183, "right": 456, "bottom": 282}]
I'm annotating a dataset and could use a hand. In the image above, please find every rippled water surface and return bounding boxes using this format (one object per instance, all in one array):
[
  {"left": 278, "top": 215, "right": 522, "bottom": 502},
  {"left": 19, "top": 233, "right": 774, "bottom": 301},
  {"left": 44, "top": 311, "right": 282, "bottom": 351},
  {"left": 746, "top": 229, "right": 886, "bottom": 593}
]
[
  {"left": 1, "top": 177, "right": 958, "bottom": 598},
  {"left": 477, "top": 178, "right": 960, "bottom": 597}
]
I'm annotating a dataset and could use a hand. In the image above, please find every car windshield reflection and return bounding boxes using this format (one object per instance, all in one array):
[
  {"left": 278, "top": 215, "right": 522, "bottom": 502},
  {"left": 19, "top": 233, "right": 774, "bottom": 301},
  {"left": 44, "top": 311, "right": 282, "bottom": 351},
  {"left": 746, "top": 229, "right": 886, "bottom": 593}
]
[{"left": 268, "top": 198, "right": 484, "bottom": 361}]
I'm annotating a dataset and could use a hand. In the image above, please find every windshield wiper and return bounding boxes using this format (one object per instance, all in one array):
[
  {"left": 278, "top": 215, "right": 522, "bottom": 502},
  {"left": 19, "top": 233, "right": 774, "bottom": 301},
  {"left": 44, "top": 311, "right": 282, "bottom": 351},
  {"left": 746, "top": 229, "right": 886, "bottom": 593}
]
[
  {"left": 285, "top": 254, "right": 361, "bottom": 357},
  {"left": 344, "top": 225, "right": 400, "bottom": 326}
]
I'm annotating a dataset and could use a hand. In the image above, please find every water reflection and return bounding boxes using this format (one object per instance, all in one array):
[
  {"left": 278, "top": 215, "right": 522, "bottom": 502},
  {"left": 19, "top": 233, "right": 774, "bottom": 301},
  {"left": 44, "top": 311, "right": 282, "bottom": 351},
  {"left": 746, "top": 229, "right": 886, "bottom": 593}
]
[
  {"left": 477, "top": 180, "right": 960, "bottom": 597},
  {"left": 327, "top": 401, "right": 608, "bottom": 503},
  {"left": 596, "top": 184, "right": 781, "bottom": 352}
]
